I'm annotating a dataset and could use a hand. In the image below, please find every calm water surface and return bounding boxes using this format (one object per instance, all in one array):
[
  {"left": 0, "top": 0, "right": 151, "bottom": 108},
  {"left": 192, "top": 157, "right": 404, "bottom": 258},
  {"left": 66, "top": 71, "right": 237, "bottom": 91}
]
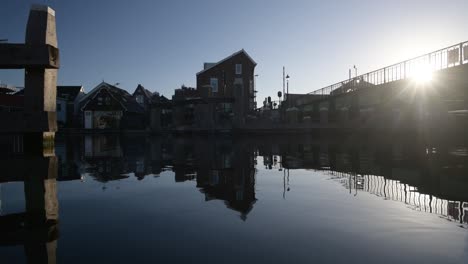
[{"left": 0, "top": 134, "right": 467, "bottom": 263}]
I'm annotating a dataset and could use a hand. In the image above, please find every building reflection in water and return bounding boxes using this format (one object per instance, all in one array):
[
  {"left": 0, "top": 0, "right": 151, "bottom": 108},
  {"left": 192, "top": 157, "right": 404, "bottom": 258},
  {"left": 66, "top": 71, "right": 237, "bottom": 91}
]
[
  {"left": 0, "top": 134, "right": 59, "bottom": 264},
  {"left": 53, "top": 134, "right": 468, "bottom": 225},
  {"left": 2, "top": 133, "right": 468, "bottom": 263}
]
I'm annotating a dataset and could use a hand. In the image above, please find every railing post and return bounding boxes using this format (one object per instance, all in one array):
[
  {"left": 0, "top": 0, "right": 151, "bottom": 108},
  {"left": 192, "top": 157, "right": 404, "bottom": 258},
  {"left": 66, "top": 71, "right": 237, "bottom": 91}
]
[
  {"left": 404, "top": 61, "right": 406, "bottom": 79},
  {"left": 460, "top": 43, "right": 464, "bottom": 65}
]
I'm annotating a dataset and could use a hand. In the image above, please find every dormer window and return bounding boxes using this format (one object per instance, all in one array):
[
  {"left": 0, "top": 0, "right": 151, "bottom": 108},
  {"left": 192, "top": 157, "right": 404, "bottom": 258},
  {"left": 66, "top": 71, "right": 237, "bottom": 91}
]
[{"left": 236, "top": 64, "right": 242, "bottom": 75}]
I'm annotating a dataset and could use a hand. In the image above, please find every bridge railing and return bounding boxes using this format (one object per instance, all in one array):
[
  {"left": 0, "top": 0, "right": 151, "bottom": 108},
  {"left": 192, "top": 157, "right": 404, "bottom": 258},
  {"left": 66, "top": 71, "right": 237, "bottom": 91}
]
[{"left": 309, "top": 41, "right": 468, "bottom": 96}]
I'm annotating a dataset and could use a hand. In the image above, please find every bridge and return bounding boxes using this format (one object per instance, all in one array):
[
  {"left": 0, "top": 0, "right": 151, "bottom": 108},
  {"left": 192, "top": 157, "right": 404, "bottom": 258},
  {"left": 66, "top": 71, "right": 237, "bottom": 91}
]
[
  {"left": 300, "top": 41, "right": 468, "bottom": 131},
  {"left": 309, "top": 41, "right": 468, "bottom": 96},
  {"left": 246, "top": 41, "right": 468, "bottom": 135}
]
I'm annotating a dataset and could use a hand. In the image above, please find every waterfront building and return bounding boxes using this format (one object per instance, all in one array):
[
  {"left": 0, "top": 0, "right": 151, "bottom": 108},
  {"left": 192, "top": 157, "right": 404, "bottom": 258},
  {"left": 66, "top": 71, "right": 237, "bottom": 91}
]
[
  {"left": 158, "top": 50, "right": 258, "bottom": 132},
  {"left": 196, "top": 49, "right": 257, "bottom": 127},
  {"left": 78, "top": 82, "right": 145, "bottom": 130},
  {"left": 132, "top": 84, "right": 155, "bottom": 110}
]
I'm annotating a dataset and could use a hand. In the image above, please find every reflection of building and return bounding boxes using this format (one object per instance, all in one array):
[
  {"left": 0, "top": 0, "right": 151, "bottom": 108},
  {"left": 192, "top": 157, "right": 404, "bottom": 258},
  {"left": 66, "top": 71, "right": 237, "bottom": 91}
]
[
  {"left": 80, "top": 135, "right": 170, "bottom": 182},
  {"left": 197, "top": 169, "right": 256, "bottom": 220},
  {"left": 191, "top": 139, "right": 257, "bottom": 220},
  {"left": 82, "top": 135, "right": 129, "bottom": 182}
]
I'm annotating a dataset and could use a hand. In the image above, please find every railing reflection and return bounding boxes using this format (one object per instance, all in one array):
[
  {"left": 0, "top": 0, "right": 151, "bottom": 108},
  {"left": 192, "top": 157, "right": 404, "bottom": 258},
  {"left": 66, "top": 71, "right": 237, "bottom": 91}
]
[{"left": 329, "top": 171, "right": 467, "bottom": 226}]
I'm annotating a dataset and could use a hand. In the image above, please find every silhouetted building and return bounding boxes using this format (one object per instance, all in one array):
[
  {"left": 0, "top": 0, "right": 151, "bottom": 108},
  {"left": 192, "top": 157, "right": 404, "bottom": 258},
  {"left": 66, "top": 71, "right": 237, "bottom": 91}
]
[
  {"left": 11, "top": 85, "right": 85, "bottom": 127},
  {"left": 132, "top": 84, "right": 156, "bottom": 110},
  {"left": 161, "top": 50, "right": 258, "bottom": 132},
  {"left": 78, "top": 82, "right": 145, "bottom": 130},
  {"left": 196, "top": 49, "right": 257, "bottom": 127}
]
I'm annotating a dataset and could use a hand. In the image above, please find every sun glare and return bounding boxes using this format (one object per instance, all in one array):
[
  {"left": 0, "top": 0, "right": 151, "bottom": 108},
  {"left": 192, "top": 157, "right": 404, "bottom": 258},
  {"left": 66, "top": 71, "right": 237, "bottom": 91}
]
[{"left": 412, "top": 64, "right": 433, "bottom": 84}]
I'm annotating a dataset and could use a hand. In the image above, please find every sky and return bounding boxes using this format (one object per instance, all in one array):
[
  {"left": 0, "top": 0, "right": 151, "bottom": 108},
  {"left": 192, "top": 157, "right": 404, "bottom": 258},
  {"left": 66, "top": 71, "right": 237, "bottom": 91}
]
[{"left": 1, "top": 0, "right": 468, "bottom": 101}]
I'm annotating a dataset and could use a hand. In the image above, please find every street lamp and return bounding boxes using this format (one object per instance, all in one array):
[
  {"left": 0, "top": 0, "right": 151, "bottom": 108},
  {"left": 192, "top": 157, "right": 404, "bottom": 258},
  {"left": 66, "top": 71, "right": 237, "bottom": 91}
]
[
  {"left": 254, "top": 74, "right": 259, "bottom": 108},
  {"left": 286, "top": 74, "right": 290, "bottom": 107}
]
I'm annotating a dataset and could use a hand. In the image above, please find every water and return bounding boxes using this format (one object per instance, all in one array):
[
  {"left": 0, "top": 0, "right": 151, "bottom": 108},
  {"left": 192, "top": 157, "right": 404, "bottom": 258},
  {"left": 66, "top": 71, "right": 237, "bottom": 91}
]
[{"left": 0, "top": 134, "right": 467, "bottom": 263}]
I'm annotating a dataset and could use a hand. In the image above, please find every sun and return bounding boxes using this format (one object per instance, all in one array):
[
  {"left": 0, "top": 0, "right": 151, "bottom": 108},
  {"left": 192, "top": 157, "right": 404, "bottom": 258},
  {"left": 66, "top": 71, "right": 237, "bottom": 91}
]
[{"left": 412, "top": 64, "right": 433, "bottom": 84}]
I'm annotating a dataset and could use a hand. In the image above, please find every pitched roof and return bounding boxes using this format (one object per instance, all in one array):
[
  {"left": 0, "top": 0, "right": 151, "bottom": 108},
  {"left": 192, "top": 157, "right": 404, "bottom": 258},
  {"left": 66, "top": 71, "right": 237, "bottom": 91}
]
[
  {"left": 133, "top": 84, "right": 154, "bottom": 99},
  {"left": 57, "top": 86, "right": 84, "bottom": 101},
  {"left": 79, "top": 82, "right": 145, "bottom": 113},
  {"left": 196, "top": 49, "right": 257, "bottom": 76}
]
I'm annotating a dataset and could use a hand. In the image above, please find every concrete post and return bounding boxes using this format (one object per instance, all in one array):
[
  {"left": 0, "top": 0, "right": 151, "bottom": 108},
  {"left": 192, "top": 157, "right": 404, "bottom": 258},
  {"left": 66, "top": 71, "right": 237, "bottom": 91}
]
[{"left": 24, "top": 5, "right": 58, "bottom": 133}]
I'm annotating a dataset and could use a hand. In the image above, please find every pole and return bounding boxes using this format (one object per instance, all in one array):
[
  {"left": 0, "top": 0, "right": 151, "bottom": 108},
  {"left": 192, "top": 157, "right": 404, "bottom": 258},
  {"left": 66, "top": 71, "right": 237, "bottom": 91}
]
[{"left": 282, "top": 67, "right": 285, "bottom": 103}]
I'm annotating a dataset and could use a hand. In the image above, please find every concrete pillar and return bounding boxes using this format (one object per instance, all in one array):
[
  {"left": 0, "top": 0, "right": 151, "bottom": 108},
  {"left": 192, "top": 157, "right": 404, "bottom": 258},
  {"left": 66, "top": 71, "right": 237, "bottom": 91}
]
[
  {"left": 24, "top": 5, "right": 58, "bottom": 133},
  {"left": 24, "top": 156, "right": 58, "bottom": 227},
  {"left": 23, "top": 155, "right": 59, "bottom": 264}
]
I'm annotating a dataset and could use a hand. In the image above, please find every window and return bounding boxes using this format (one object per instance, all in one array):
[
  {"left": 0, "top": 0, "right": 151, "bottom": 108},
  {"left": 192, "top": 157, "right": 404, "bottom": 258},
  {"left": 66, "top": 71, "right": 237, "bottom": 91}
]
[
  {"left": 236, "top": 64, "right": 242, "bottom": 75},
  {"left": 136, "top": 94, "right": 144, "bottom": 105},
  {"left": 210, "top": 78, "right": 218, "bottom": 93},
  {"left": 222, "top": 103, "right": 232, "bottom": 113}
]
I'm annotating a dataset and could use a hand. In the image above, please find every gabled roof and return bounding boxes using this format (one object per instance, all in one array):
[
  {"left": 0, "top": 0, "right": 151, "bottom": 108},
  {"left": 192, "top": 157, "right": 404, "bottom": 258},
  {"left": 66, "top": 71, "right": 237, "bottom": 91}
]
[
  {"left": 57, "top": 86, "right": 84, "bottom": 101},
  {"left": 133, "top": 84, "right": 155, "bottom": 99},
  {"left": 196, "top": 49, "right": 257, "bottom": 76},
  {"left": 78, "top": 82, "right": 144, "bottom": 113}
]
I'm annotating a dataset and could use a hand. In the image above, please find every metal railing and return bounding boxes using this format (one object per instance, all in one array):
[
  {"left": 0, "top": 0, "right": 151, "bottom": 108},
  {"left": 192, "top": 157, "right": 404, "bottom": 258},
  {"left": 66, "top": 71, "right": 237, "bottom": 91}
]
[{"left": 309, "top": 41, "right": 468, "bottom": 96}]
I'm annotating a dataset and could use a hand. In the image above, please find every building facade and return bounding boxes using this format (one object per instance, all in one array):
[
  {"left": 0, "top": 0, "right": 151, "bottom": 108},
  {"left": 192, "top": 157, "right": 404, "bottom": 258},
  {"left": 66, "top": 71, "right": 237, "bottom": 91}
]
[
  {"left": 196, "top": 50, "right": 257, "bottom": 127},
  {"left": 78, "top": 82, "right": 145, "bottom": 130}
]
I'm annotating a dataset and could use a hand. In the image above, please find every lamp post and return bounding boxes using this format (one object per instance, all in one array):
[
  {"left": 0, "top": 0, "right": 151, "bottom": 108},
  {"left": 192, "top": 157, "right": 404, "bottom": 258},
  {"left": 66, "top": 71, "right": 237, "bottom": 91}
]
[
  {"left": 286, "top": 74, "right": 290, "bottom": 108},
  {"left": 254, "top": 74, "right": 259, "bottom": 109},
  {"left": 277, "top": 91, "right": 282, "bottom": 107}
]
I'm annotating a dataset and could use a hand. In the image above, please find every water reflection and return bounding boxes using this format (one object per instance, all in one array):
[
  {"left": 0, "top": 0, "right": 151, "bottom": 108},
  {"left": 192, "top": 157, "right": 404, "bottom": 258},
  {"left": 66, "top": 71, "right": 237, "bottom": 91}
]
[
  {"left": 50, "top": 134, "right": 468, "bottom": 225},
  {"left": 0, "top": 135, "right": 59, "bottom": 263},
  {"left": 1, "top": 133, "right": 468, "bottom": 263}
]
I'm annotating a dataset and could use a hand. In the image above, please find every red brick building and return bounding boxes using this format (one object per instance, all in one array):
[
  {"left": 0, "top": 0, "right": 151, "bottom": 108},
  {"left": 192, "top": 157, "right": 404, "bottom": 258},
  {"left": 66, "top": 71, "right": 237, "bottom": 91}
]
[{"left": 196, "top": 50, "right": 257, "bottom": 124}]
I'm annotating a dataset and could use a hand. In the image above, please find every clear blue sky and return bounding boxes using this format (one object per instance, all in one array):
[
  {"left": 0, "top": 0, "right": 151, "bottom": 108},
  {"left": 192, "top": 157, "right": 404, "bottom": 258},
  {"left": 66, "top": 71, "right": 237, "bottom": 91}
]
[{"left": 1, "top": 0, "right": 467, "bottom": 100}]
